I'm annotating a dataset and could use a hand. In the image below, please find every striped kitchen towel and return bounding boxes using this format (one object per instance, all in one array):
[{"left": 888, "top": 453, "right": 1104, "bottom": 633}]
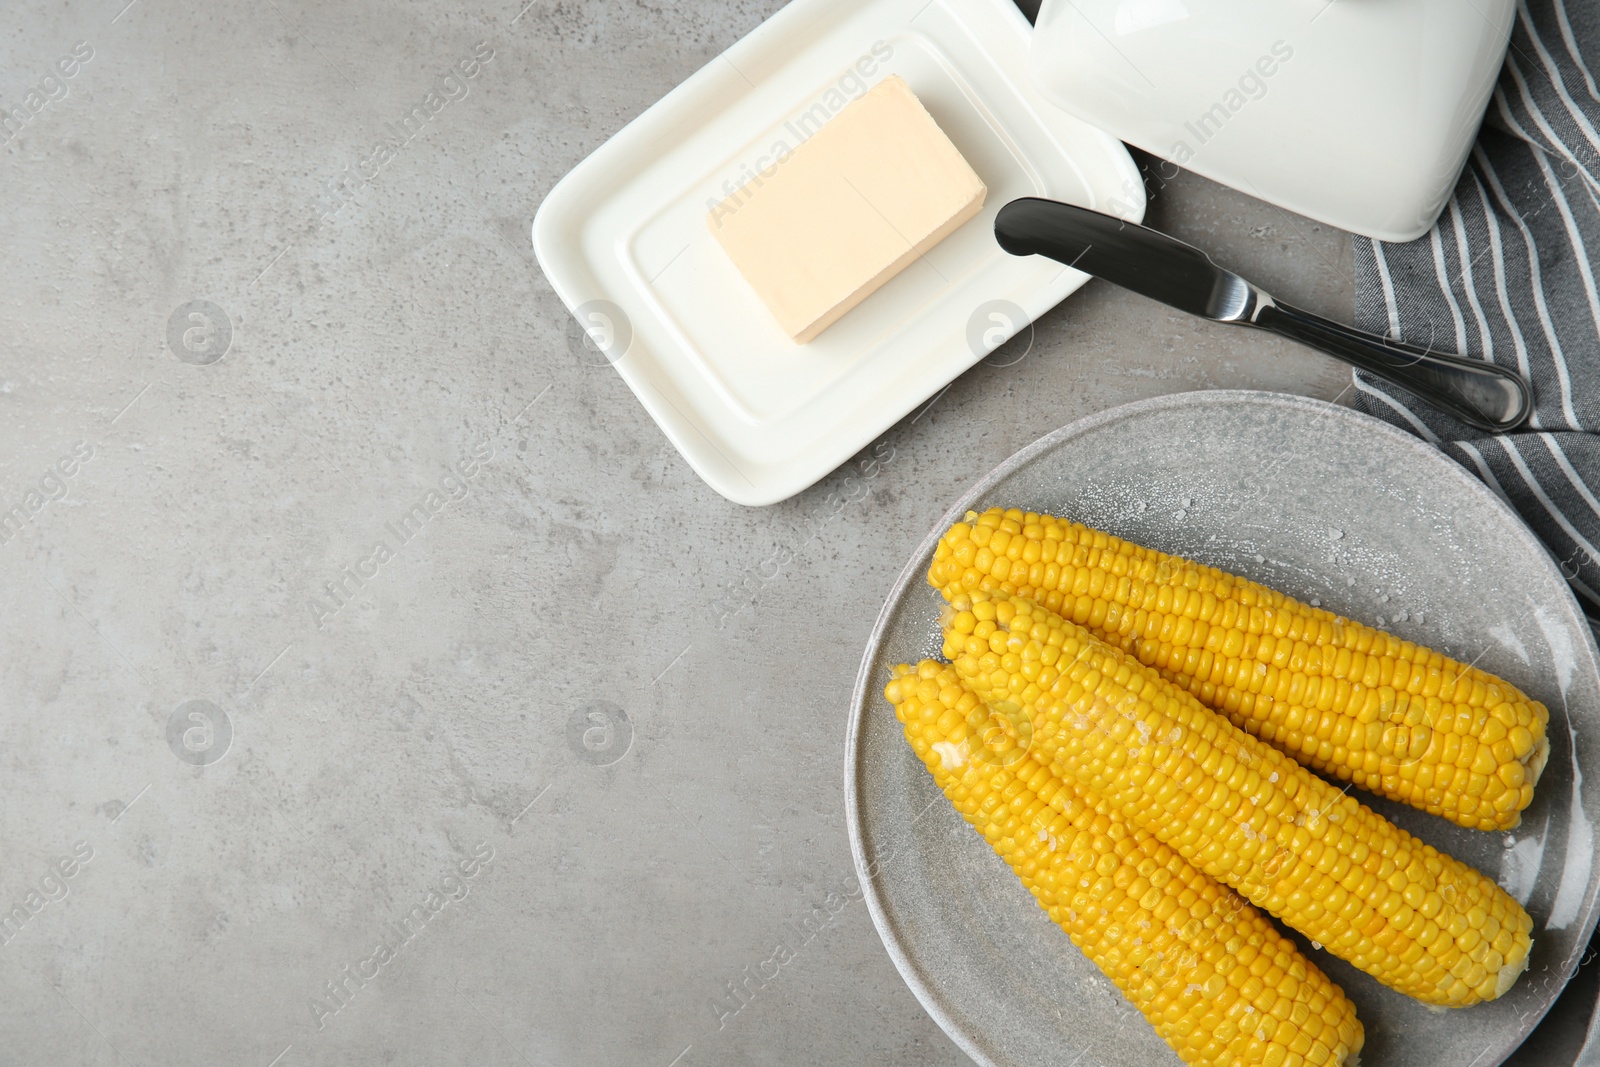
[{"left": 1352, "top": 0, "right": 1600, "bottom": 616}]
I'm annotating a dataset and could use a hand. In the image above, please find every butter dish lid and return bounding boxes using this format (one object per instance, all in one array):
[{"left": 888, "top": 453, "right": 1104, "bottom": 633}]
[{"left": 1026, "top": 0, "right": 1514, "bottom": 242}]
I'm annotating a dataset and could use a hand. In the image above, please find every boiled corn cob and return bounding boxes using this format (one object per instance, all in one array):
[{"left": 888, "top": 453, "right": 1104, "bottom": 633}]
[
  {"left": 944, "top": 591, "right": 1534, "bottom": 1007},
  {"left": 885, "top": 660, "right": 1364, "bottom": 1067},
  {"left": 929, "top": 507, "right": 1550, "bottom": 832}
]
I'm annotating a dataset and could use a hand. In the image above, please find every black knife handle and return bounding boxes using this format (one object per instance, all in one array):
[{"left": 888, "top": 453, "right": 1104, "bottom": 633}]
[{"left": 1251, "top": 301, "right": 1531, "bottom": 433}]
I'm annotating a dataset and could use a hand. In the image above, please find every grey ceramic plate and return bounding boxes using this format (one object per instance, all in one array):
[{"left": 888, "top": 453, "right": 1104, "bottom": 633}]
[{"left": 846, "top": 390, "right": 1600, "bottom": 1067}]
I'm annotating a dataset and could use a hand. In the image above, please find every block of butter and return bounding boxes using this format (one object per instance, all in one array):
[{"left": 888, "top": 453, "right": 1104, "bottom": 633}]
[{"left": 707, "top": 75, "right": 987, "bottom": 343}]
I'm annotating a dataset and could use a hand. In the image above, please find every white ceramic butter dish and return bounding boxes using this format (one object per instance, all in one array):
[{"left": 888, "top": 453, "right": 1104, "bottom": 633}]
[{"left": 533, "top": 0, "right": 1143, "bottom": 506}]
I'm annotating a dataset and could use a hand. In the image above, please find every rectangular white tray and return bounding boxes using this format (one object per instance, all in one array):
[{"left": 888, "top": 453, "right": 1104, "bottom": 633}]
[{"left": 533, "top": 0, "right": 1143, "bottom": 506}]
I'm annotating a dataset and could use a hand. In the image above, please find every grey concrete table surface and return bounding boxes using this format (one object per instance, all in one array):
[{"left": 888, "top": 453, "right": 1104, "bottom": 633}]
[{"left": 0, "top": 1, "right": 1589, "bottom": 1065}]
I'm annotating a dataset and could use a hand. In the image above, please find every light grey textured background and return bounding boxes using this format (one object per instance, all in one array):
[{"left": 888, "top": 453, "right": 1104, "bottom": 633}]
[{"left": 2, "top": 1, "right": 1589, "bottom": 1065}]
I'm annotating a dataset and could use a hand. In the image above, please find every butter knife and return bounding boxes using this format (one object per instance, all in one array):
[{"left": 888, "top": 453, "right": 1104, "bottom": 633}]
[{"left": 994, "top": 197, "right": 1531, "bottom": 432}]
